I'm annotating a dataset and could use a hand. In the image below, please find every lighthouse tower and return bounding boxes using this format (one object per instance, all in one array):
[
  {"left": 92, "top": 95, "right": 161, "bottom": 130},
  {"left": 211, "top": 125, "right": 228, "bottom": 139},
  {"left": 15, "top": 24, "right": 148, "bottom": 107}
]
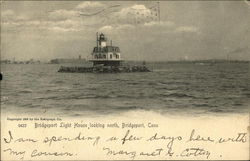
[
  {"left": 90, "top": 33, "right": 122, "bottom": 66},
  {"left": 99, "top": 33, "right": 107, "bottom": 47}
]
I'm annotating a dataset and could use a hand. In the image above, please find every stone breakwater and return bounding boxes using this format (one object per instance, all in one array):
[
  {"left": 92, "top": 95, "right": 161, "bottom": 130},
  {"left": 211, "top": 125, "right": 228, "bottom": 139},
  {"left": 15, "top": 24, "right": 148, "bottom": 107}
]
[{"left": 58, "top": 65, "right": 151, "bottom": 73}]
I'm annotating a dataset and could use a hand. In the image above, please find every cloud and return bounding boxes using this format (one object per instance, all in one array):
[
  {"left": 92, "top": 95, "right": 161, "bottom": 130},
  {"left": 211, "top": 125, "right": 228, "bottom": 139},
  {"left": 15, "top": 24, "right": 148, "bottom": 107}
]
[
  {"left": 48, "top": 10, "right": 79, "bottom": 21},
  {"left": 144, "top": 21, "right": 175, "bottom": 27},
  {"left": 48, "top": 26, "right": 78, "bottom": 32},
  {"left": 98, "top": 20, "right": 174, "bottom": 32},
  {"left": 2, "top": 22, "right": 21, "bottom": 29},
  {"left": 46, "top": 3, "right": 158, "bottom": 32},
  {"left": 175, "top": 26, "right": 199, "bottom": 33},
  {"left": 45, "top": 20, "right": 83, "bottom": 32},
  {"left": 97, "top": 20, "right": 199, "bottom": 37},
  {"left": 3, "top": 3, "right": 160, "bottom": 33},
  {"left": 99, "top": 25, "right": 113, "bottom": 31},
  {"left": 76, "top": 1, "right": 106, "bottom": 11},
  {"left": 117, "top": 4, "right": 151, "bottom": 17},
  {"left": 2, "top": 19, "right": 85, "bottom": 33},
  {"left": 104, "top": 4, "right": 159, "bottom": 25},
  {"left": 2, "top": 9, "right": 29, "bottom": 21},
  {"left": 2, "top": 10, "right": 15, "bottom": 17},
  {"left": 2, "top": 2, "right": 199, "bottom": 35},
  {"left": 48, "top": 1, "right": 107, "bottom": 21},
  {"left": 228, "top": 46, "right": 249, "bottom": 54},
  {"left": 45, "top": 1, "right": 110, "bottom": 30},
  {"left": 99, "top": 24, "right": 134, "bottom": 32}
]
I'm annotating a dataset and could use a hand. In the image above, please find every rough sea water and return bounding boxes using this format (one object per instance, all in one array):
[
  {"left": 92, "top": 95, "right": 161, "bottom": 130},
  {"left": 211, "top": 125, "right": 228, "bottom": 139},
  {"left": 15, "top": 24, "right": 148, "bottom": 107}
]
[{"left": 1, "top": 62, "right": 249, "bottom": 117}]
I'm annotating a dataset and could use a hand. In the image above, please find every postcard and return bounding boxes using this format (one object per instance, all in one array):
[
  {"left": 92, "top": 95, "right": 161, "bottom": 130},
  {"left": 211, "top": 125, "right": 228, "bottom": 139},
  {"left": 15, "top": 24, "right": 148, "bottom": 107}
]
[{"left": 1, "top": 0, "right": 249, "bottom": 160}]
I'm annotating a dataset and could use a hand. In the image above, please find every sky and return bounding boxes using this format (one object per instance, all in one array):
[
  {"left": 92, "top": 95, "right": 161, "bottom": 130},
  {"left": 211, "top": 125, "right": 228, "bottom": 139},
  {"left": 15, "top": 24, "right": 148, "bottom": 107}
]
[{"left": 1, "top": 1, "right": 250, "bottom": 61}]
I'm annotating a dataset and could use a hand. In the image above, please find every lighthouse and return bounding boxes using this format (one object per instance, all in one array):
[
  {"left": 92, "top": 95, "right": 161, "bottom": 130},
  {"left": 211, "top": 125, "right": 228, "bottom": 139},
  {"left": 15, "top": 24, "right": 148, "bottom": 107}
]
[
  {"left": 58, "top": 32, "right": 151, "bottom": 73},
  {"left": 90, "top": 33, "right": 122, "bottom": 66}
]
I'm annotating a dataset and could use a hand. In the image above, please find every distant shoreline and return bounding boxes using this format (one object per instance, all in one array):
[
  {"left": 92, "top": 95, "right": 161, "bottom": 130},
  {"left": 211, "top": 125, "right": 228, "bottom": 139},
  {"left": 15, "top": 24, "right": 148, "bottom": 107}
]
[
  {"left": 125, "top": 59, "right": 250, "bottom": 64},
  {"left": 1, "top": 59, "right": 249, "bottom": 65}
]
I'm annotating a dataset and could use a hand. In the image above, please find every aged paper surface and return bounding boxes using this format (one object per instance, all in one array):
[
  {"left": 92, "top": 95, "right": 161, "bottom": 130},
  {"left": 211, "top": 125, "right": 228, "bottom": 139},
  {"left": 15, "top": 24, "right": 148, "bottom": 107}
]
[{"left": 1, "top": 0, "right": 249, "bottom": 160}]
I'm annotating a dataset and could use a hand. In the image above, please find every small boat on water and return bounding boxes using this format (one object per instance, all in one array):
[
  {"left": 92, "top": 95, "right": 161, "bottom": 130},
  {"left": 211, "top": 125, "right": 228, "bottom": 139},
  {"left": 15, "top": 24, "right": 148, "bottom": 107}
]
[{"left": 58, "top": 33, "right": 151, "bottom": 73}]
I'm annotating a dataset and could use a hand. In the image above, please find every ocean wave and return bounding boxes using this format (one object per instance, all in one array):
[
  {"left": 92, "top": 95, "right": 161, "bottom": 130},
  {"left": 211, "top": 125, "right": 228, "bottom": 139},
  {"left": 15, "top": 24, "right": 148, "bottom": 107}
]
[
  {"left": 193, "top": 103, "right": 218, "bottom": 108},
  {"left": 157, "top": 93, "right": 196, "bottom": 99},
  {"left": 209, "top": 109, "right": 226, "bottom": 113},
  {"left": 2, "top": 63, "right": 249, "bottom": 116},
  {"left": 127, "top": 82, "right": 140, "bottom": 85},
  {"left": 111, "top": 105, "right": 145, "bottom": 111},
  {"left": 243, "top": 93, "right": 250, "bottom": 98},
  {"left": 18, "top": 90, "right": 33, "bottom": 94},
  {"left": 157, "top": 81, "right": 190, "bottom": 85},
  {"left": 50, "top": 80, "right": 65, "bottom": 84},
  {"left": 232, "top": 103, "right": 243, "bottom": 106}
]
